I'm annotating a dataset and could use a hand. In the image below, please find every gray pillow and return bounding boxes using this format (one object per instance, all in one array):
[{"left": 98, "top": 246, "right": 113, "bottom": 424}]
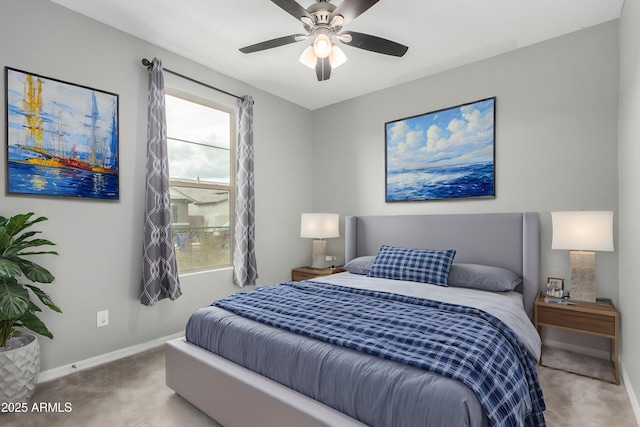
[
  {"left": 344, "top": 256, "right": 376, "bottom": 275},
  {"left": 447, "top": 263, "right": 522, "bottom": 292}
]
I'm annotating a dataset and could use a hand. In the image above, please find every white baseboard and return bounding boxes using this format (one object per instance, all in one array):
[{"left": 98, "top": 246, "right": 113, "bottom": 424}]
[
  {"left": 543, "top": 338, "right": 611, "bottom": 360},
  {"left": 620, "top": 360, "right": 640, "bottom": 426},
  {"left": 37, "top": 332, "right": 185, "bottom": 383}
]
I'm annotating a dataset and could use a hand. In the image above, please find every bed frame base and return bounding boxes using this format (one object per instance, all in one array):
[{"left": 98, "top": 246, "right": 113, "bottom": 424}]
[
  {"left": 165, "top": 338, "right": 366, "bottom": 427},
  {"left": 166, "top": 212, "right": 540, "bottom": 425}
]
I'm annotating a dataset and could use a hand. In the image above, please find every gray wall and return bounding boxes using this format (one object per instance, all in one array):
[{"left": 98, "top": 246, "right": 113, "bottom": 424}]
[
  {"left": 0, "top": 0, "right": 314, "bottom": 371},
  {"left": 312, "top": 22, "right": 620, "bottom": 356},
  {"left": 618, "top": 0, "right": 640, "bottom": 417}
]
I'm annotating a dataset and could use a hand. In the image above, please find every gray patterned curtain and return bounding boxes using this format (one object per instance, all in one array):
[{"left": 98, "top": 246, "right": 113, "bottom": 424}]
[
  {"left": 233, "top": 96, "right": 258, "bottom": 287},
  {"left": 141, "top": 58, "right": 182, "bottom": 305}
]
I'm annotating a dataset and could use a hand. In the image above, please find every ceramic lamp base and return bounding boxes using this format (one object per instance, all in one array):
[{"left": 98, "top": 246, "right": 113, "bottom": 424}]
[
  {"left": 570, "top": 250, "right": 596, "bottom": 303},
  {"left": 310, "top": 239, "right": 326, "bottom": 269}
]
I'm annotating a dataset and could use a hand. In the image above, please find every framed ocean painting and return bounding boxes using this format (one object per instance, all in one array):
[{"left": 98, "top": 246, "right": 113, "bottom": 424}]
[
  {"left": 5, "top": 67, "right": 119, "bottom": 199},
  {"left": 385, "top": 97, "right": 495, "bottom": 202}
]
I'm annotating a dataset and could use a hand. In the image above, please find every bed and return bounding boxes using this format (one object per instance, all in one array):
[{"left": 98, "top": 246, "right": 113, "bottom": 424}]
[{"left": 166, "top": 212, "right": 543, "bottom": 427}]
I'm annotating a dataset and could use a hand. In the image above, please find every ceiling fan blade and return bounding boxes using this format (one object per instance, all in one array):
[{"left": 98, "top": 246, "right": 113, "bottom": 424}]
[
  {"left": 330, "top": 0, "right": 380, "bottom": 25},
  {"left": 316, "top": 57, "right": 332, "bottom": 81},
  {"left": 340, "top": 31, "right": 408, "bottom": 57},
  {"left": 271, "top": 0, "right": 313, "bottom": 21},
  {"left": 240, "top": 34, "right": 305, "bottom": 53}
]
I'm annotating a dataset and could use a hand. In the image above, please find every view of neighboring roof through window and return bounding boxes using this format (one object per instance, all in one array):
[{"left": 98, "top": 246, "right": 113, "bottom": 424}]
[{"left": 165, "top": 91, "right": 235, "bottom": 273}]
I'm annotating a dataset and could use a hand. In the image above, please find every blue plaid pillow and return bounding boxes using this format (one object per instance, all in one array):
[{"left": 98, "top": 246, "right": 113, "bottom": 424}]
[{"left": 367, "top": 245, "right": 456, "bottom": 287}]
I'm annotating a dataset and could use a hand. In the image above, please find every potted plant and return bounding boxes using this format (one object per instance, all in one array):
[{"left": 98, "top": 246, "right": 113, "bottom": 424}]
[{"left": 0, "top": 212, "right": 61, "bottom": 404}]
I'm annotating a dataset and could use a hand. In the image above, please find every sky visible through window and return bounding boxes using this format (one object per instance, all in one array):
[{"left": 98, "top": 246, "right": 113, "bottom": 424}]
[{"left": 165, "top": 94, "right": 231, "bottom": 184}]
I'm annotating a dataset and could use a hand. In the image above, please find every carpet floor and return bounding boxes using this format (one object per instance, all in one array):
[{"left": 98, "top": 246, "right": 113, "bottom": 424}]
[{"left": 0, "top": 345, "right": 637, "bottom": 426}]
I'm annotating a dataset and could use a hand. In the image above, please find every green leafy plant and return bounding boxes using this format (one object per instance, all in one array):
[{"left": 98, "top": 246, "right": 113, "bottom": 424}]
[{"left": 0, "top": 213, "right": 61, "bottom": 348}]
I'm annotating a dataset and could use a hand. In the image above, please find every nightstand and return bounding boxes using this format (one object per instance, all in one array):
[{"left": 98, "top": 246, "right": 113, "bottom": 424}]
[
  {"left": 291, "top": 266, "right": 345, "bottom": 281},
  {"left": 534, "top": 294, "right": 619, "bottom": 384}
]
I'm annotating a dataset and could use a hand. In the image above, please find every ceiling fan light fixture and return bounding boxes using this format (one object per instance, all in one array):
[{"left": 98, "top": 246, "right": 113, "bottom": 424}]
[
  {"left": 240, "top": 0, "right": 410, "bottom": 81},
  {"left": 299, "top": 45, "right": 317, "bottom": 69},
  {"left": 329, "top": 45, "right": 347, "bottom": 69},
  {"left": 313, "top": 33, "right": 332, "bottom": 58}
]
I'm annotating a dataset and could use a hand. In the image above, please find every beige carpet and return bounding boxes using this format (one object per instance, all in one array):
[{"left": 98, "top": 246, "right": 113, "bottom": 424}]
[
  {"left": 540, "top": 345, "right": 618, "bottom": 384},
  {"left": 0, "top": 347, "right": 220, "bottom": 427},
  {"left": 537, "top": 346, "right": 638, "bottom": 427},
  {"left": 0, "top": 345, "right": 637, "bottom": 426}
]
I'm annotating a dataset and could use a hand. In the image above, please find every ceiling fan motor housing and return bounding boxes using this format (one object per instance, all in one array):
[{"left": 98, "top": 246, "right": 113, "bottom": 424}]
[{"left": 308, "top": 0, "right": 336, "bottom": 26}]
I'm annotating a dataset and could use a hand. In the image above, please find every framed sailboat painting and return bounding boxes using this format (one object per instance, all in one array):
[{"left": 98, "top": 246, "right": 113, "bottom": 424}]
[{"left": 5, "top": 67, "right": 119, "bottom": 199}]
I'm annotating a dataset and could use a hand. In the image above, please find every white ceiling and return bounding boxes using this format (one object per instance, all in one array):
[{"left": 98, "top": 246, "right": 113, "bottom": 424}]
[{"left": 49, "top": 0, "right": 623, "bottom": 110}]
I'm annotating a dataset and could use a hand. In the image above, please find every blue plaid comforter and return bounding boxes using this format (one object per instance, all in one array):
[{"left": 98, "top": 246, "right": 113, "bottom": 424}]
[{"left": 213, "top": 281, "right": 546, "bottom": 427}]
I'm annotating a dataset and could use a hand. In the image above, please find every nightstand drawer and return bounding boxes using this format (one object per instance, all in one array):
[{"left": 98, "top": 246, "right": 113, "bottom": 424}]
[
  {"left": 291, "top": 267, "right": 345, "bottom": 281},
  {"left": 292, "top": 270, "right": 323, "bottom": 281},
  {"left": 537, "top": 306, "right": 615, "bottom": 336}
]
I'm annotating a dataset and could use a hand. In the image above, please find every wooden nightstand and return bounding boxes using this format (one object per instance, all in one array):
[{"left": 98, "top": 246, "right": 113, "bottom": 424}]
[
  {"left": 534, "top": 294, "right": 619, "bottom": 384},
  {"left": 291, "top": 266, "right": 345, "bottom": 281}
]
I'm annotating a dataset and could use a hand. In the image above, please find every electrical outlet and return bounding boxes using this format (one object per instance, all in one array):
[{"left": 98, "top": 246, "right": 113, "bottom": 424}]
[{"left": 97, "top": 310, "right": 109, "bottom": 327}]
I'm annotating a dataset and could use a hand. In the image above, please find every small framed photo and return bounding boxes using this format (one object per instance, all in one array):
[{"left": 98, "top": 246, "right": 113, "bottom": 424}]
[{"left": 546, "top": 277, "right": 564, "bottom": 297}]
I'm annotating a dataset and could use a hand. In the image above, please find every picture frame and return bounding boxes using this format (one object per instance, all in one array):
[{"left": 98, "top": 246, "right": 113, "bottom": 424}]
[
  {"left": 5, "top": 67, "right": 119, "bottom": 199},
  {"left": 546, "top": 277, "right": 564, "bottom": 297},
  {"left": 385, "top": 97, "right": 495, "bottom": 202}
]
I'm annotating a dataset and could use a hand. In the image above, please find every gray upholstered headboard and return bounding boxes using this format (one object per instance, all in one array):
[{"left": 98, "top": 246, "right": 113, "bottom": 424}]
[{"left": 344, "top": 212, "right": 539, "bottom": 321}]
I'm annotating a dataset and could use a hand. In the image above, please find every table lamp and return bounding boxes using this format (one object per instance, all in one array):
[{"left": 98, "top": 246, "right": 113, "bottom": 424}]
[
  {"left": 551, "top": 211, "right": 614, "bottom": 303},
  {"left": 300, "top": 213, "right": 339, "bottom": 269}
]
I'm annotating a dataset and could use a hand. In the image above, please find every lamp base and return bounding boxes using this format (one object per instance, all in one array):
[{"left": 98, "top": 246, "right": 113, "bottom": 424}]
[
  {"left": 569, "top": 251, "right": 596, "bottom": 303},
  {"left": 310, "top": 239, "right": 326, "bottom": 269}
]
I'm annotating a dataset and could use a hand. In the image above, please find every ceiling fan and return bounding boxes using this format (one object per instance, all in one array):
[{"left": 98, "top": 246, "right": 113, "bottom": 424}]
[{"left": 239, "top": 0, "right": 409, "bottom": 81}]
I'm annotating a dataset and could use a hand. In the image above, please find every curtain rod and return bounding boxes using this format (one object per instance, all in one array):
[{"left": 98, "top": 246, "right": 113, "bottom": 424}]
[{"left": 141, "top": 58, "right": 245, "bottom": 101}]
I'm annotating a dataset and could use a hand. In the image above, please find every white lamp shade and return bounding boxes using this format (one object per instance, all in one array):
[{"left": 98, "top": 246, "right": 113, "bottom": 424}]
[
  {"left": 300, "top": 43, "right": 348, "bottom": 71},
  {"left": 551, "top": 211, "right": 614, "bottom": 251},
  {"left": 313, "top": 34, "right": 332, "bottom": 58},
  {"left": 299, "top": 46, "right": 316, "bottom": 69},
  {"left": 329, "top": 45, "right": 347, "bottom": 69},
  {"left": 300, "top": 213, "right": 339, "bottom": 239}
]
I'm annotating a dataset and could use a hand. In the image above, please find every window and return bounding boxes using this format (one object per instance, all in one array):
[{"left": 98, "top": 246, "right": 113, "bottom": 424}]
[{"left": 165, "top": 90, "right": 235, "bottom": 272}]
